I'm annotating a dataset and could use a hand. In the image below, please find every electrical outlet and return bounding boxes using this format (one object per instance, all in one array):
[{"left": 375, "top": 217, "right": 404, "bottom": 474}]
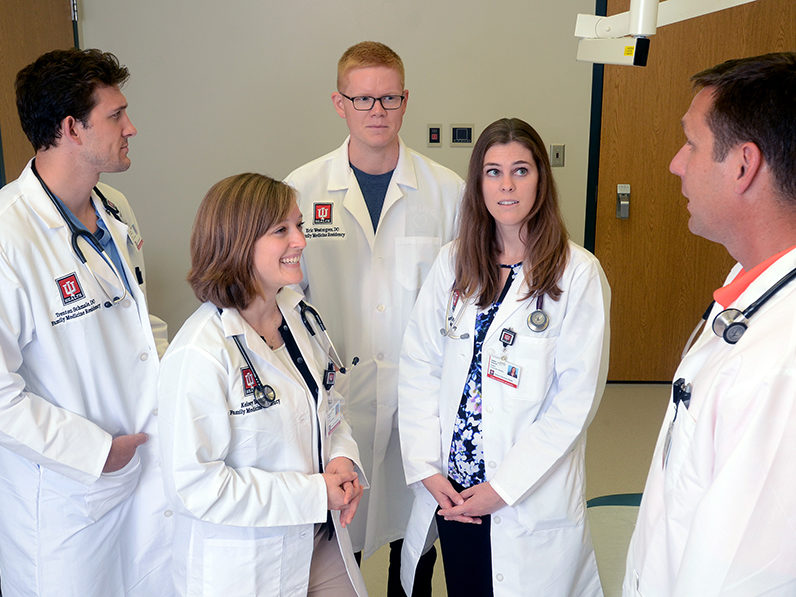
[{"left": 550, "top": 144, "right": 565, "bottom": 167}]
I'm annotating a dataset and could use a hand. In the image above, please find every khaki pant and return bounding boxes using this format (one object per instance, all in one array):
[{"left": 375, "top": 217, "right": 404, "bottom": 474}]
[{"left": 308, "top": 524, "right": 358, "bottom": 596}]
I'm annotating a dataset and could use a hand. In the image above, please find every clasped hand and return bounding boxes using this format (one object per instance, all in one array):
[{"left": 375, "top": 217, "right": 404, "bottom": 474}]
[
  {"left": 323, "top": 457, "right": 364, "bottom": 527},
  {"left": 422, "top": 473, "right": 506, "bottom": 524}
]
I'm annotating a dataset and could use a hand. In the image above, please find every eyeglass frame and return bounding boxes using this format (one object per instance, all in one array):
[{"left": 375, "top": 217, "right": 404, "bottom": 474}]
[{"left": 338, "top": 92, "right": 406, "bottom": 111}]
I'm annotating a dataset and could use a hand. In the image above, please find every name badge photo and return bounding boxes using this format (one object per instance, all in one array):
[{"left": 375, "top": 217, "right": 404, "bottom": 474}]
[{"left": 486, "top": 354, "right": 521, "bottom": 389}]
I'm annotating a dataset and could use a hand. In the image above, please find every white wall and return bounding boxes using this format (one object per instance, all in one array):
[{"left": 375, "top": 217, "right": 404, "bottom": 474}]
[{"left": 79, "top": 0, "right": 596, "bottom": 333}]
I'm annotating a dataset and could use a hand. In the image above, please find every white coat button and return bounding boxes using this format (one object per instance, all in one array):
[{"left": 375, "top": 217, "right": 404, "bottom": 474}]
[
  {"left": 377, "top": 352, "right": 384, "bottom": 360},
  {"left": 486, "top": 405, "right": 493, "bottom": 413},
  {"left": 496, "top": 573, "right": 504, "bottom": 582},
  {"left": 493, "top": 515, "right": 501, "bottom": 524},
  {"left": 139, "top": 352, "right": 149, "bottom": 361},
  {"left": 122, "top": 299, "right": 132, "bottom": 308},
  {"left": 152, "top": 408, "right": 158, "bottom": 416},
  {"left": 376, "top": 304, "right": 386, "bottom": 312},
  {"left": 164, "top": 510, "right": 173, "bottom": 518},
  {"left": 488, "top": 461, "right": 496, "bottom": 469}
]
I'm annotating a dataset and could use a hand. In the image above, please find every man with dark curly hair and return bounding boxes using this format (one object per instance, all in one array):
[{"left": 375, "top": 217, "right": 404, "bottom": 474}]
[{"left": 0, "top": 48, "right": 172, "bottom": 596}]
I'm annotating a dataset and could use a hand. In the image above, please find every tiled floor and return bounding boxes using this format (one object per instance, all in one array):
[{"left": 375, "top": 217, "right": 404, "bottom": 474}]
[{"left": 359, "top": 383, "right": 670, "bottom": 596}]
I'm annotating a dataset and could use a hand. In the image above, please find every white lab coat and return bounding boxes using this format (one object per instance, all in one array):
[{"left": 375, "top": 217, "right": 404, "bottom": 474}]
[
  {"left": 623, "top": 247, "right": 796, "bottom": 597},
  {"left": 284, "top": 137, "right": 463, "bottom": 555},
  {"left": 0, "top": 160, "right": 172, "bottom": 596},
  {"left": 399, "top": 241, "right": 610, "bottom": 597},
  {"left": 158, "top": 288, "right": 368, "bottom": 597}
]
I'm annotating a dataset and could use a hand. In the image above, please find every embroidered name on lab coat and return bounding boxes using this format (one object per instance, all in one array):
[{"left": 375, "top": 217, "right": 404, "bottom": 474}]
[
  {"left": 50, "top": 298, "right": 101, "bottom": 327},
  {"left": 304, "top": 202, "right": 346, "bottom": 240},
  {"left": 229, "top": 399, "right": 273, "bottom": 416}
]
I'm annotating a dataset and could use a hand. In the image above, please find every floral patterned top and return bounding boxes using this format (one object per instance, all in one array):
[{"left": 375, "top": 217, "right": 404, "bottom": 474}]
[{"left": 447, "top": 263, "right": 520, "bottom": 488}]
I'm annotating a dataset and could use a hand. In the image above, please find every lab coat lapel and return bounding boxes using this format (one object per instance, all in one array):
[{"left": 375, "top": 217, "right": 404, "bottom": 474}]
[
  {"left": 219, "top": 306, "right": 303, "bottom": 392},
  {"left": 379, "top": 140, "right": 416, "bottom": 230},
  {"left": 484, "top": 274, "right": 530, "bottom": 344},
  {"left": 278, "top": 289, "right": 326, "bottom": 396},
  {"left": 330, "top": 137, "right": 376, "bottom": 250},
  {"left": 20, "top": 161, "right": 66, "bottom": 231},
  {"left": 342, "top": 177, "right": 375, "bottom": 250}
]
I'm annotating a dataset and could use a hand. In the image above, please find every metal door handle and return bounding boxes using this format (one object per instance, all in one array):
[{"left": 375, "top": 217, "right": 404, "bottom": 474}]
[{"left": 616, "top": 183, "right": 630, "bottom": 219}]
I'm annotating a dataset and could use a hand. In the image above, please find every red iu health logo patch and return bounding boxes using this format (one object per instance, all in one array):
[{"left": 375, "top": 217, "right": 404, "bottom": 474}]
[
  {"left": 241, "top": 367, "right": 257, "bottom": 396},
  {"left": 56, "top": 273, "right": 84, "bottom": 305},
  {"left": 313, "top": 202, "right": 333, "bottom": 225}
]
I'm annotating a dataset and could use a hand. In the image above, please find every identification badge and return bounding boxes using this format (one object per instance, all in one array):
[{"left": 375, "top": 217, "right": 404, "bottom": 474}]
[
  {"left": 499, "top": 327, "right": 516, "bottom": 347},
  {"left": 127, "top": 223, "right": 144, "bottom": 251},
  {"left": 486, "top": 354, "right": 521, "bottom": 389},
  {"left": 327, "top": 399, "right": 342, "bottom": 435},
  {"left": 323, "top": 364, "right": 336, "bottom": 391}
]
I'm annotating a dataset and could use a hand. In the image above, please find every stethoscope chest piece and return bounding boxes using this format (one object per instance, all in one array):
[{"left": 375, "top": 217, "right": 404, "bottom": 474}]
[
  {"left": 527, "top": 310, "right": 549, "bottom": 332},
  {"left": 711, "top": 308, "right": 748, "bottom": 344},
  {"left": 527, "top": 295, "right": 549, "bottom": 332},
  {"left": 253, "top": 384, "right": 278, "bottom": 407}
]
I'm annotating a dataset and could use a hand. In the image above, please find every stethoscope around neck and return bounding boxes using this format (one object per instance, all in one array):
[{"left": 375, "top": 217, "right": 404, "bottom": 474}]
[
  {"left": 440, "top": 283, "right": 550, "bottom": 340},
  {"left": 31, "top": 159, "right": 124, "bottom": 263},
  {"left": 31, "top": 159, "right": 128, "bottom": 306},
  {"left": 682, "top": 265, "right": 796, "bottom": 357},
  {"left": 222, "top": 300, "right": 350, "bottom": 409}
]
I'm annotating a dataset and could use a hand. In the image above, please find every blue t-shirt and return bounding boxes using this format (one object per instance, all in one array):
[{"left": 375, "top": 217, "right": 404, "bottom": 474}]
[
  {"left": 53, "top": 192, "right": 132, "bottom": 296},
  {"left": 351, "top": 163, "right": 394, "bottom": 233}
]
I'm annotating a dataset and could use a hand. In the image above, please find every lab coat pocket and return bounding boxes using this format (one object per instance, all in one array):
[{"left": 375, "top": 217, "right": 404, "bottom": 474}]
[
  {"left": 394, "top": 236, "right": 441, "bottom": 291},
  {"left": 202, "top": 535, "right": 282, "bottom": 596},
  {"left": 84, "top": 450, "right": 142, "bottom": 522},
  {"left": 664, "top": 404, "right": 697, "bottom": 481},
  {"left": 515, "top": 454, "right": 583, "bottom": 532},
  {"left": 502, "top": 335, "right": 556, "bottom": 402}
]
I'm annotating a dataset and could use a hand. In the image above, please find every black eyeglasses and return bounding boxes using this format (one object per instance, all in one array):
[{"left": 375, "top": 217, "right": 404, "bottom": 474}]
[{"left": 339, "top": 92, "right": 405, "bottom": 111}]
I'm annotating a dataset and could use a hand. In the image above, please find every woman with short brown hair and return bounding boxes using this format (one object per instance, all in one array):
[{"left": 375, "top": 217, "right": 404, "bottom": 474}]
[{"left": 159, "top": 173, "right": 367, "bottom": 596}]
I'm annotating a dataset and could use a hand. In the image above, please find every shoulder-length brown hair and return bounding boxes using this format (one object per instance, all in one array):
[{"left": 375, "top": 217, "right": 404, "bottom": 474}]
[
  {"left": 187, "top": 173, "right": 295, "bottom": 310},
  {"left": 455, "top": 117, "right": 569, "bottom": 308}
]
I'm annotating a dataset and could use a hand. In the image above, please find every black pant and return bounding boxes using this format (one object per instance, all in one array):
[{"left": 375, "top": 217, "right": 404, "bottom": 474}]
[
  {"left": 436, "top": 497, "right": 493, "bottom": 596},
  {"left": 354, "top": 539, "right": 437, "bottom": 596}
]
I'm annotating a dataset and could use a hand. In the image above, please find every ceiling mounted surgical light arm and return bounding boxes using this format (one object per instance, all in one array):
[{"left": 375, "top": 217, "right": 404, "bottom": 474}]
[{"left": 575, "top": 0, "right": 757, "bottom": 66}]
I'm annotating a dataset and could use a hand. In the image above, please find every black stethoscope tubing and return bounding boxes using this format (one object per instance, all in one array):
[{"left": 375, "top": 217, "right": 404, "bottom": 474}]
[
  {"left": 223, "top": 302, "right": 343, "bottom": 407},
  {"left": 683, "top": 264, "right": 796, "bottom": 354},
  {"left": 231, "top": 332, "right": 278, "bottom": 408},
  {"left": 218, "top": 307, "right": 278, "bottom": 408},
  {"left": 31, "top": 159, "right": 123, "bottom": 264},
  {"left": 299, "top": 300, "right": 347, "bottom": 373},
  {"left": 734, "top": 266, "right": 796, "bottom": 321}
]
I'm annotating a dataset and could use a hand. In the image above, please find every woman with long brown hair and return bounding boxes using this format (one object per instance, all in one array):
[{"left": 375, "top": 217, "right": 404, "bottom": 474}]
[{"left": 398, "top": 118, "right": 610, "bottom": 596}]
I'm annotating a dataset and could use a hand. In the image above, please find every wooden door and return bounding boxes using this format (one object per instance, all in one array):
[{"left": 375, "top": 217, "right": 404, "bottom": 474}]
[
  {"left": 0, "top": 0, "right": 74, "bottom": 185},
  {"left": 594, "top": 0, "right": 795, "bottom": 381}
]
